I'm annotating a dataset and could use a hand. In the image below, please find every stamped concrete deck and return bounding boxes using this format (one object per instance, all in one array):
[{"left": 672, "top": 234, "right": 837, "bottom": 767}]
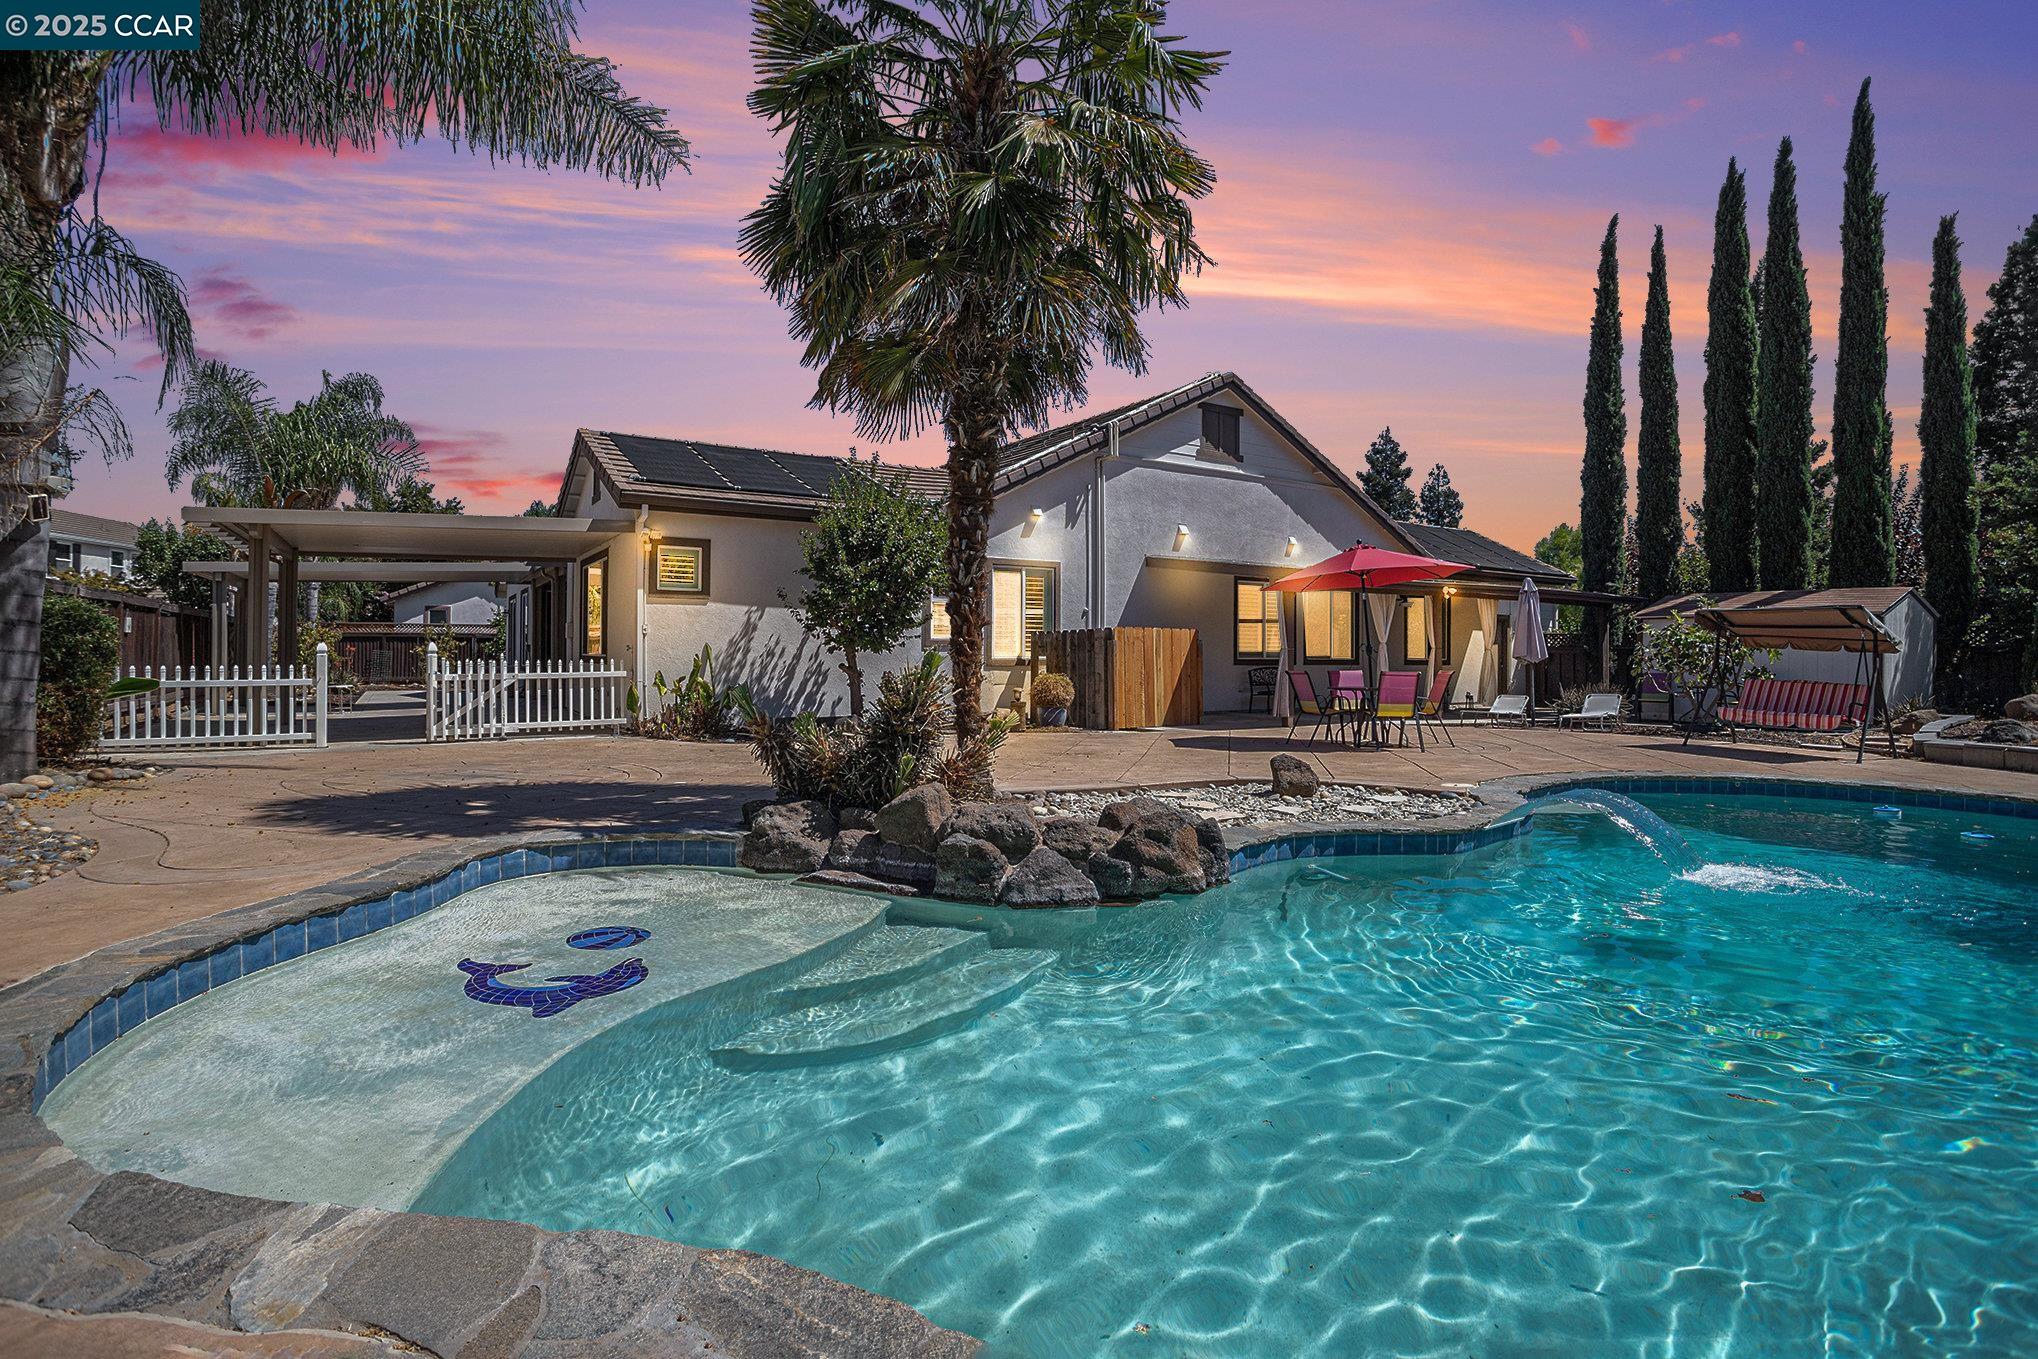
[{"left": 9, "top": 719, "right": 2033, "bottom": 989}]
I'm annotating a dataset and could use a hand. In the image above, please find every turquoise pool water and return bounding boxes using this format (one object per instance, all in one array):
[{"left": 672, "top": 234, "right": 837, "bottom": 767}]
[{"left": 416, "top": 791, "right": 2038, "bottom": 1356}]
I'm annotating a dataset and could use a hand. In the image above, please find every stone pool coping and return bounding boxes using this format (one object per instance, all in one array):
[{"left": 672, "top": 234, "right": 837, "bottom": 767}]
[
  {"left": 1913, "top": 713, "right": 2038, "bottom": 774},
  {"left": 6, "top": 773, "right": 2035, "bottom": 1357}
]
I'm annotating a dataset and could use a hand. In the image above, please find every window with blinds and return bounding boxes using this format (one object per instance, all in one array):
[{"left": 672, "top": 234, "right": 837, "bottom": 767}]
[
  {"left": 582, "top": 557, "right": 606, "bottom": 656},
  {"left": 991, "top": 566, "right": 1053, "bottom": 660},
  {"left": 928, "top": 595, "right": 952, "bottom": 643},
  {"left": 652, "top": 541, "right": 707, "bottom": 594},
  {"left": 1234, "top": 579, "right": 1280, "bottom": 660},
  {"left": 1302, "top": 590, "right": 1355, "bottom": 661},
  {"left": 1403, "top": 595, "right": 1431, "bottom": 663}
]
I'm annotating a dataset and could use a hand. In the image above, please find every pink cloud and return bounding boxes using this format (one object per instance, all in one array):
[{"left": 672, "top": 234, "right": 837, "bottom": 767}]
[
  {"left": 409, "top": 423, "right": 565, "bottom": 510},
  {"left": 188, "top": 269, "right": 297, "bottom": 342},
  {"left": 1586, "top": 116, "right": 1648, "bottom": 148},
  {"left": 1708, "top": 31, "right": 1741, "bottom": 48},
  {"left": 113, "top": 123, "right": 379, "bottom": 176},
  {"left": 1531, "top": 137, "right": 1564, "bottom": 157},
  {"left": 1654, "top": 31, "right": 1742, "bottom": 63},
  {"left": 1563, "top": 22, "right": 1590, "bottom": 52},
  {"left": 1793, "top": 40, "right": 1809, "bottom": 55}
]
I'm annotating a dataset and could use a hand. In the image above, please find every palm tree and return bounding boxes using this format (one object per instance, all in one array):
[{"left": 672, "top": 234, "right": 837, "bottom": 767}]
[
  {"left": 166, "top": 363, "right": 422, "bottom": 510},
  {"left": 742, "top": 0, "right": 1222, "bottom": 747},
  {"left": 0, "top": 3, "right": 689, "bottom": 776}
]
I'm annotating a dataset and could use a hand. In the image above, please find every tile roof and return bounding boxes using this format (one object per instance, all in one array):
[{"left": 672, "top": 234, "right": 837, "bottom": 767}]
[
  {"left": 1634, "top": 585, "right": 1922, "bottom": 622},
  {"left": 49, "top": 508, "right": 141, "bottom": 547},
  {"left": 1394, "top": 520, "right": 1574, "bottom": 585}
]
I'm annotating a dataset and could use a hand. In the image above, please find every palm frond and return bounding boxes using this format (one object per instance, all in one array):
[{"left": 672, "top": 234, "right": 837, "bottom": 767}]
[{"left": 7, "top": 215, "right": 196, "bottom": 394}]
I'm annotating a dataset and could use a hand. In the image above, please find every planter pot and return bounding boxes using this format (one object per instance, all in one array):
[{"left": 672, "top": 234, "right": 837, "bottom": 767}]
[{"left": 1039, "top": 707, "right": 1070, "bottom": 727}]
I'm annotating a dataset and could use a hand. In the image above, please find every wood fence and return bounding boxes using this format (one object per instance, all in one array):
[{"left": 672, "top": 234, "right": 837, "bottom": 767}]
[
  {"left": 1034, "top": 627, "right": 1202, "bottom": 730},
  {"left": 330, "top": 623, "right": 495, "bottom": 685},
  {"left": 50, "top": 582, "right": 210, "bottom": 672}
]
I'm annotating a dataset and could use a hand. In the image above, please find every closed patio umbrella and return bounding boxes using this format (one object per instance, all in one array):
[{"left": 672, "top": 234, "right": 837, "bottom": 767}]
[{"left": 1513, "top": 576, "right": 1549, "bottom": 720}]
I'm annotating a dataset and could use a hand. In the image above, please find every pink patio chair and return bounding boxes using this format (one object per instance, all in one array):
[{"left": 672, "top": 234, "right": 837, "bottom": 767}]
[
  {"left": 1374, "top": 671, "right": 1424, "bottom": 750},
  {"left": 1417, "top": 668, "right": 1456, "bottom": 746},
  {"left": 1284, "top": 670, "right": 1336, "bottom": 745}
]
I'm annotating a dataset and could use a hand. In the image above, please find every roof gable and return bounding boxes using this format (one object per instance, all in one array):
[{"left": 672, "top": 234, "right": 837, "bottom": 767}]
[
  {"left": 50, "top": 508, "right": 141, "bottom": 547},
  {"left": 1394, "top": 520, "right": 1573, "bottom": 585}
]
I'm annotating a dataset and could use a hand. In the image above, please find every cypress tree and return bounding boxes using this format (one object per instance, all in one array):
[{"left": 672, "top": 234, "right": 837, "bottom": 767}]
[
  {"left": 1415, "top": 463, "right": 1464, "bottom": 527},
  {"left": 1972, "top": 213, "right": 2038, "bottom": 478},
  {"left": 1829, "top": 77, "right": 1894, "bottom": 586},
  {"left": 1635, "top": 225, "right": 1682, "bottom": 601},
  {"left": 1360, "top": 427, "right": 1419, "bottom": 519},
  {"left": 1579, "top": 215, "right": 1628, "bottom": 595},
  {"left": 1755, "top": 138, "right": 1816, "bottom": 588},
  {"left": 1702, "top": 158, "right": 1760, "bottom": 591},
  {"left": 1918, "top": 214, "right": 1979, "bottom": 670}
]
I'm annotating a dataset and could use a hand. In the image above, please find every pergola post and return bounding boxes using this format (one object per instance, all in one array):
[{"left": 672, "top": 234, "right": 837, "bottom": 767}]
[
  {"left": 277, "top": 549, "right": 301, "bottom": 671},
  {"left": 239, "top": 529, "right": 272, "bottom": 669},
  {"left": 209, "top": 577, "right": 230, "bottom": 671}
]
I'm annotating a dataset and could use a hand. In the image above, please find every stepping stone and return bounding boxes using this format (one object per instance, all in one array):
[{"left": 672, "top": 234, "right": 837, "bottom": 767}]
[{"left": 714, "top": 949, "right": 1055, "bottom": 1070}]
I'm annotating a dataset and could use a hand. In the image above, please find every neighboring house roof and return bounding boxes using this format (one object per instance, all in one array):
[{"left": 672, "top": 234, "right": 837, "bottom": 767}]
[
  {"left": 49, "top": 508, "right": 140, "bottom": 547},
  {"left": 1394, "top": 520, "right": 1574, "bottom": 586},
  {"left": 1634, "top": 585, "right": 1926, "bottom": 623},
  {"left": 573, "top": 432, "right": 947, "bottom": 518},
  {"left": 569, "top": 371, "right": 1417, "bottom": 549}
]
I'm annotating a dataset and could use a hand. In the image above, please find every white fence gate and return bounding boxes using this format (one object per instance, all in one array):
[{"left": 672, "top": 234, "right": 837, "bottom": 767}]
[
  {"left": 101, "top": 645, "right": 329, "bottom": 751},
  {"left": 425, "top": 644, "right": 628, "bottom": 741}
]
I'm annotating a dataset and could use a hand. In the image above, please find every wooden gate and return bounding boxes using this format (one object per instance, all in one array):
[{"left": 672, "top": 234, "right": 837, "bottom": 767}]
[{"left": 1035, "top": 627, "right": 1202, "bottom": 730}]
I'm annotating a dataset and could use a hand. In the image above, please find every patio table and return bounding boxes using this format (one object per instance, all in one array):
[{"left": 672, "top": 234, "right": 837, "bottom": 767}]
[{"left": 1326, "top": 675, "right": 1377, "bottom": 748}]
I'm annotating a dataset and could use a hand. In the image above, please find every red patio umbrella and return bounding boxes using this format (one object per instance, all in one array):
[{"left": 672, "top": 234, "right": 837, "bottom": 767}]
[{"left": 1269, "top": 544, "right": 1472, "bottom": 689}]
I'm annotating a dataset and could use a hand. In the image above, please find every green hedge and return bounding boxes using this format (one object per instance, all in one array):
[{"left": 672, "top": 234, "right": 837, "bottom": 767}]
[{"left": 38, "top": 595, "right": 120, "bottom": 764}]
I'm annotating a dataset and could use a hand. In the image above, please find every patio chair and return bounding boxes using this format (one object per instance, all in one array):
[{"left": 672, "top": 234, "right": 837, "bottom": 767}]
[
  {"left": 1374, "top": 671, "right": 1423, "bottom": 750},
  {"left": 1284, "top": 670, "right": 1336, "bottom": 745},
  {"left": 1483, "top": 694, "right": 1530, "bottom": 725},
  {"left": 1634, "top": 670, "right": 1673, "bottom": 724},
  {"left": 1416, "top": 668, "right": 1456, "bottom": 747},
  {"left": 1246, "top": 666, "right": 1277, "bottom": 714},
  {"left": 1558, "top": 692, "right": 1621, "bottom": 730},
  {"left": 1326, "top": 668, "right": 1370, "bottom": 745}
]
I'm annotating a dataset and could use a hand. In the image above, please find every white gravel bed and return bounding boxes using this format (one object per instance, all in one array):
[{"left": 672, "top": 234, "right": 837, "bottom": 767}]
[{"left": 1026, "top": 782, "right": 1471, "bottom": 828}]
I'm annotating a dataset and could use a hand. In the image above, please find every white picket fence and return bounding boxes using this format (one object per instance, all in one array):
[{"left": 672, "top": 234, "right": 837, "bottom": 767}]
[
  {"left": 101, "top": 644, "right": 329, "bottom": 750},
  {"left": 424, "top": 644, "right": 628, "bottom": 741}
]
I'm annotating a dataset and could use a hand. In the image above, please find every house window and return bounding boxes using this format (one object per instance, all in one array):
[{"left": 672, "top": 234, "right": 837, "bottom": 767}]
[
  {"left": 991, "top": 565, "right": 1053, "bottom": 661},
  {"left": 108, "top": 548, "right": 127, "bottom": 577},
  {"left": 425, "top": 606, "right": 453, "bottom": 626},
  {"left": 1402, "top": 595, "right": 1431, "bottom": 664},
  {"left": 1234, "top": 579, "right": 1280, "bottom": 660},
  {"left": 48, "top": 541, "right": 76, "bottom": 573},
  {"left": 651, "top": 540, "right": 708, "bottom": 595},
  {"left": 582, "top": 555, "right": 606, "bottom": 656},
  {"left": 1200, "top": 403, "right": 1242, "bottom": 459},
  {"left": 928, "top": 595, "right": 952, "bottom": 643},
  {"left": 1302, "top": 589, "right": 1355, "bottom": 662}
]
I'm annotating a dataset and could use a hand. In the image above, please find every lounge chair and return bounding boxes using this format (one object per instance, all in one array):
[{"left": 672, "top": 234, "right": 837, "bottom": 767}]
[
  {"left": 1374, "top": 671, "right": 1423, "bottom": 750},
  {"left": 1483, "top": 694, "right": 1530, "bottom": 725},
  {"left": 1416, "top": 669, "right": 1456, "bottom": 746},
  {"left": 1559, "top": 693, "right": 1621, "bottom": 730}
]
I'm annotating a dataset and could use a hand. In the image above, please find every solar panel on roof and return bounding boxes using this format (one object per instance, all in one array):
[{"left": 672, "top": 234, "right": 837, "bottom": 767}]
[
  {"left": 693, "top": 444, "right": 823, "bottom": 498},
  {"left": 605, "top": 435, "right": 737, "bottom": 492}
]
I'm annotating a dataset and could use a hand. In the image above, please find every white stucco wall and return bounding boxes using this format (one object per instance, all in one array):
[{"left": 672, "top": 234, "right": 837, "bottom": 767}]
[{"left": 390, "top": 581, "right": 505, "bottom": 627}]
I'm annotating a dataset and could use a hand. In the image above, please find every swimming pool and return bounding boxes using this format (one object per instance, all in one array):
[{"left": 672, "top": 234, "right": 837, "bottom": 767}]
[{"left": 47, "top": 787, "right": 2038, "bottom": 1356}]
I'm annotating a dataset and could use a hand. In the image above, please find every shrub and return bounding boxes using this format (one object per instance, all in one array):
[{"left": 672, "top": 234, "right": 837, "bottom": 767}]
[
  {"left": 1032, "top": 672, "right": 1075, "bottom": 712},
  {"left": 37, "top": 595, "right": 120, "bottom": 763},
  {"left": 736, "top": 653, "right": 950, "bottom": 806},
  {"left": 644, "top": 646, "right": 738, "bottom": 740}
]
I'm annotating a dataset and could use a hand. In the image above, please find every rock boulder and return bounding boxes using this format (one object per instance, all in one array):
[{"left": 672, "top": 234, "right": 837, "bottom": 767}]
[
  {"left": 741, "top": 800, "right": 838, "bottom": 874},
  {"left": 872, "top": 841, "right": 937, "bottom": 888},
  {"left": 1041, "top": 816, "right": 1117, "bottom": 867},
  {"left": 2006, "top": 693, "right": 2038, "bottom": 722},
  {"left": 1000, "top": 846, "right": 1101, "bottom": 908},
  {"left": 934, "top": 834, "right": 1009, "bottom": 903},
  {"left": 1269, "top": 754, "right": 1319, "bottom": 798},
  {"left": 946, "top": 800, "right": 1042, "bottom": 861},
  {"left": 824, "top": 829, "right": 880, "bottom": 875},
  {"left": 876, "top": 785, "right": 953, "bottom": 852}
]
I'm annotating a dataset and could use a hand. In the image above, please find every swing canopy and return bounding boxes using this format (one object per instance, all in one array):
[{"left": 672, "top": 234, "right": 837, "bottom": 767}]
[{"left": 1689, "top": 603, "right": 1901, "bottom": 655}]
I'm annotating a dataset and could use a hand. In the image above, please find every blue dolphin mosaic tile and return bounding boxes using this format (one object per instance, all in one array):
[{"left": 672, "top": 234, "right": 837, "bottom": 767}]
[
  {"left": 569, "top": 926, "right": 652, "bottom": 950},
  {"left": 458, "top": 956, "right": 647, "bottom": 1017}
]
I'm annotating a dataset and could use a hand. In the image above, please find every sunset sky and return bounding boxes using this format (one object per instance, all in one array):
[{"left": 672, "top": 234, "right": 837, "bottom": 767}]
[{"left": 64, "top": 0, "right": 2038, "bottom": 553}]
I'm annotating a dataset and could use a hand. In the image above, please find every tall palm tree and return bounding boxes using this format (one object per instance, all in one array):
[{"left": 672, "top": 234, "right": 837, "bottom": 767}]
[
  {"left": 0, "top": 2, "right": 689, "bottom": 777},
  {"left": 166, "top": 363, "right": 422, "bottom": 510},
  {"left": 742, "top": 0, "right": 1222, "bottom": 747}
]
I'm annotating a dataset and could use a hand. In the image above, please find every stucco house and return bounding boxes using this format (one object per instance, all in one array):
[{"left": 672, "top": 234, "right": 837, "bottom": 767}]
[
  {"left": 46, "top": 508, "right": 141, "bottom": 580},
  {"left": 545, "top": 371, "right": 1575, "bottom": 719}
]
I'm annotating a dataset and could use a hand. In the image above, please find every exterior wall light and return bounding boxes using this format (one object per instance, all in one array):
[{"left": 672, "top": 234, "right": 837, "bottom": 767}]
[
  {"left": 1285, "top": 536, "right": 1299, "bottom": 557},
  {"left": 1174, "top": 524, "right": 1191, "bottom": 550},
  {"left": 1029, "top": 507, "right": 1046, "bottom": 521}
]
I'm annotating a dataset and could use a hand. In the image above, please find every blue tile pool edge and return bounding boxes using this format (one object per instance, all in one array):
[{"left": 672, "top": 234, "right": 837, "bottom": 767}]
[
  {"left": 28, "top": 832, "right": 742, "bottom": 1113},
  {"left": 29, "top": 775, "right": 2038, "bottom": 1114}
]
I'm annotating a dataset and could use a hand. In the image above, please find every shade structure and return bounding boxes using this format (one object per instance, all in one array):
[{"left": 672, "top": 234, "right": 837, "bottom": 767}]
[
  {"left": 1513, "top": 577, "right": 1549, "bottom": 716},
  {"left": 1269, "top": 545, "right": 1472, "bottom": 712},
  {"left": 1691, "top": 603, "right": 1900, "bottom": 655}
]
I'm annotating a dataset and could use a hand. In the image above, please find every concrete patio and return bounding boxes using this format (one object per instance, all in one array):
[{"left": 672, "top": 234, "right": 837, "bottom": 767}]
[{"left": 8, "top": 717, "right": 2032, "bottom": 989}]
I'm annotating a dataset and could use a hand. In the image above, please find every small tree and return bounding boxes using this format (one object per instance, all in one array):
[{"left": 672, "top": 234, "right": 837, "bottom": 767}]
[
  {"left": 37, "top": 595, "right": 119, "bottom": 763},
  {"left": 1414, "top": 463, "right": 1464, "bottom": 526},
  {"left": 1361, "top": 428, "right": 1419, "bottom": 519},
  {"left": 133, "top": 518, "right": 233, "bottom": 610},
  {"left": 783, "top": 458, "right": 946, "bottom": 716},
  {"left": 1636, "top": 606, "right": 1771, "bottom": 727}
]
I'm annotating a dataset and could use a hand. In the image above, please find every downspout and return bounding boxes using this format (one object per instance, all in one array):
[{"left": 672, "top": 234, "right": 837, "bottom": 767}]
[
  {"left": 1091, "top": 418, "right": 1120, "bottom": 625},
  {"left": 633, "top": 505, "right": 650, "bottom": 709}
]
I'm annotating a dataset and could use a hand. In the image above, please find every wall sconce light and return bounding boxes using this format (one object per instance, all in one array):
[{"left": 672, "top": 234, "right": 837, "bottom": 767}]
[
  {"left": 1174, "top": 524, "right": 1191, "bottom": 550},
  {"left": 1443, "top": 584, "right": 1457, "bottom": 596},
  {"left": 1284, "top": 536, "right": 1299, "bottom": 557},
  {"left": 1029, "top": 507, "right": 1045, "bottom": 521}
]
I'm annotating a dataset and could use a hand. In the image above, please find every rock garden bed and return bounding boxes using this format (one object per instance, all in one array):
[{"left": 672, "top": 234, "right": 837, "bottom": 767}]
[
  {"left": 1026, "top": 780, "right": 1469, "bottom": 828},
  {"left": 1, "top": 765, "right": 153, "bottom": 893}
]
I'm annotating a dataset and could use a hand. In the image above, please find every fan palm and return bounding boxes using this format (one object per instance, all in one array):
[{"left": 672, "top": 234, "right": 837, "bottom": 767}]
[
  {"left": 0, "top": 2, "right": 690, "bottom": 777},
  {"left": 166, "top": 362, "right": 423, "bottom": 510},
  {"left": 741, "top": 0, "right": 1222, "bottom": 746}
]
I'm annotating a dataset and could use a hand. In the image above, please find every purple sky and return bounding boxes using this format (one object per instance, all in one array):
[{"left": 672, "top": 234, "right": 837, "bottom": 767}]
[{"left": 65, "top": 0, "right": 2038, "bottom": 551}]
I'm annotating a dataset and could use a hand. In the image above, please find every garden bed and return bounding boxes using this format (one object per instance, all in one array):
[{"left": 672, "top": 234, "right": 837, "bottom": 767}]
[{"left": 1025, "top": 781, "right": 1471, "bottom": 828}]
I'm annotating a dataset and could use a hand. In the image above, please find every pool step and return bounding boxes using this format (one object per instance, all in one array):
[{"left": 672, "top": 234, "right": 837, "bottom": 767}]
[
  {"left": 774, "top": 925, "right": 989, "bottom": 1008},
  {"left": 713, "top": 948, "right": 1056, "bottom": 1071}
]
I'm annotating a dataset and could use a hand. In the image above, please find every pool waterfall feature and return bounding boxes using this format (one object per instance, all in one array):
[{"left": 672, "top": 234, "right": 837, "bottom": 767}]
[
  {"left": 26, "top": 779, "right": 2038, "bottom": 1358},
  {"left": 1501, "top": 786, "right": 1700, "bottom": 874}
]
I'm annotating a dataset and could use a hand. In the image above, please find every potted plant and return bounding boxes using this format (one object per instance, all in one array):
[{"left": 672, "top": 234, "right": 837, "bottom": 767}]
[{"left": 1033, "top": 672, "right": 1075, "bottom": 727}]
